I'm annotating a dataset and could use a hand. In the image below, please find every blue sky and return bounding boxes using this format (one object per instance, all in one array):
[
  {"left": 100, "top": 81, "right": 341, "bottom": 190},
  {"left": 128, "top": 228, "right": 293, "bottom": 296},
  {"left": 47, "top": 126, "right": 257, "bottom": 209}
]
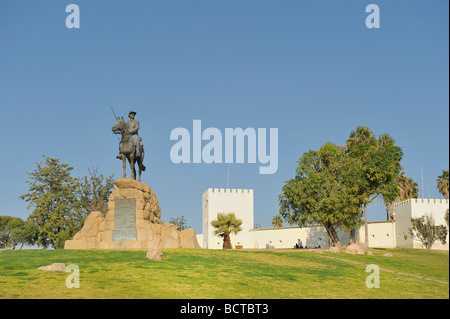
[{"left": 0, "top": 1, "right": 448, "bottom": 235}]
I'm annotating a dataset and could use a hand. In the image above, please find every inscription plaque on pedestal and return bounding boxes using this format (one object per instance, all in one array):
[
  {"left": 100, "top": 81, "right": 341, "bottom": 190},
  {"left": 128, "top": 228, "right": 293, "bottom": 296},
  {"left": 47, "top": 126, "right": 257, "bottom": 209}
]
[{"left": 112, "top": 198, "right": 137, "bottom": 241}]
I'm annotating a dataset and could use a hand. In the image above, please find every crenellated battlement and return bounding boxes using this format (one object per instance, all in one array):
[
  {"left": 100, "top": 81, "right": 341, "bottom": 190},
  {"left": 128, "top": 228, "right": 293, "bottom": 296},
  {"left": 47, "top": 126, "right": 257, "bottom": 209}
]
[
  {"left": 392, "top": 198, "right": 449, "bottom": 208},
  {"left": 205, "top": 188, "right": 253, "bottom": 194}
]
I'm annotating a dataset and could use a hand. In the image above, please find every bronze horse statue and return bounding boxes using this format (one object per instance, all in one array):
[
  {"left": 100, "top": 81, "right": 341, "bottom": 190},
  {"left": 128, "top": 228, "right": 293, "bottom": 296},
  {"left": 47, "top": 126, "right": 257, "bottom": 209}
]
[{"left": 112, "top": 117, "right": 146, "bottom": 181}]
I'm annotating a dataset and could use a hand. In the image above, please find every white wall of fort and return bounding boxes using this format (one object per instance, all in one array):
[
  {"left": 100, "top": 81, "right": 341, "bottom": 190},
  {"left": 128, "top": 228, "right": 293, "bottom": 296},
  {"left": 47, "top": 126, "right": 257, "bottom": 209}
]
[
  {"left": 202, "top": 188, "right": 254, "bottom": 249},
  {"left": 392, "top": 198, "right": 449, "bottom": 250},
  {"left": 199, "top": 188, "right": 449, "bottom": 251}
]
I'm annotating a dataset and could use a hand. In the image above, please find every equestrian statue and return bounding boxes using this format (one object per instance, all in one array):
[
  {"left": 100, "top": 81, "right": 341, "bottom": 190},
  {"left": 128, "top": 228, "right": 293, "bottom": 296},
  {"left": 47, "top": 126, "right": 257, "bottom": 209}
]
[{"left": 111, "top": 107, "right": 146, "bottom": 181}]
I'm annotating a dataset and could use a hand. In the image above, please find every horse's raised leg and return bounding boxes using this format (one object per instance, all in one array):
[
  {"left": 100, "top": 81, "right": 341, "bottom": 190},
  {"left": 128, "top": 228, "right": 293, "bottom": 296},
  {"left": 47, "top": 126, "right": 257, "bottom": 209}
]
[{"left": 122, "top": 156, "right": 127, "bottom": 178}]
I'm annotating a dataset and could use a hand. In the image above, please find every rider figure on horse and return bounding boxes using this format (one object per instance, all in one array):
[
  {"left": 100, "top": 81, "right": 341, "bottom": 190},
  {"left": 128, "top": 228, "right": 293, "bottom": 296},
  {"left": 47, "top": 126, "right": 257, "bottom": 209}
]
[{"left": 116, "top": 110, "right": 143, "bottom": 159}]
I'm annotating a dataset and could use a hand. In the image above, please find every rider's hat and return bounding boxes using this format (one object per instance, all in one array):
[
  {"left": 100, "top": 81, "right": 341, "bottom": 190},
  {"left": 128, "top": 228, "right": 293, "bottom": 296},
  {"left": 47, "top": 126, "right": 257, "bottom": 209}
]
[{"left": 128, "top": 110, "right": 137, "bottom": 117}]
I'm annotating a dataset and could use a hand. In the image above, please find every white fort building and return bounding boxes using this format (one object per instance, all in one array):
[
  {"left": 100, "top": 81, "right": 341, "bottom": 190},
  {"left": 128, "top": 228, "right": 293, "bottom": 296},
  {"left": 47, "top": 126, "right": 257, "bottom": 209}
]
[{"left": 197, "top": 188, "right": 449, "bottom": 250}]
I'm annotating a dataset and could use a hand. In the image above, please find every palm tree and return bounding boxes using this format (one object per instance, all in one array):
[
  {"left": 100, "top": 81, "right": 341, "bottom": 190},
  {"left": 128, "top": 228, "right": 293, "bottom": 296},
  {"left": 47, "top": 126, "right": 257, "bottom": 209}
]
[
  {"left": 346, "top": 126, "right": 376, "bottom": 149},
  {"left": 383, "top": 171, "right": 418, "bottom": 220},
  {"left": 437, "top": 170, "right": 449, "bottom": 199},
  {"left": 397, "top": 171, "right": 419, "bottom": 200},
  {"left": 211, "top": 213, "right": 243, "bottom": 249},
  {"left": 378, "top": 133, "right": 395, "bottom": 147},
  {"left": 271, "top": 215, "right": 283, "bottom": 228}
]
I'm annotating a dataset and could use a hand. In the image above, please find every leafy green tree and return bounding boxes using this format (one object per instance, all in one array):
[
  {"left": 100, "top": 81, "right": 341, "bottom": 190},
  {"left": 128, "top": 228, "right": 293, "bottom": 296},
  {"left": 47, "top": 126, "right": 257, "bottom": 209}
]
[
  {"left": 406, "top": 214, "right": 447, "bottom": 249},
  {"left": 0, "top": 216, "right": 13, "bottom": 248},
  {"left": 279, "top": 143, "right": 363, "bottom": 247},
  {"left": 19, "top": 156, "right": 82, "bottom": 249},
  {"left": 271, "top": 215, "right": 283, "bottom": 228},
  {"left": 20, "top": 157, "right": 115, "bottom": 249},
  {"left": 383, "top": 171, "right": 418, "bottom": 220},
  {"left": 436, "top": 170, "right": 449, "bottom": 199},
  {"left": 346, "top": 127, "right": 403, "bottom": 247},
  {"left": 211, "top": 213, "right": 243, "bottom": 249},
  {"left": 169, "top": 215, "right": 189, "bottom": 231},
  {"left": 77, "top": 167, "right": 115, "bottom": 219},
  {"left": 0, "top": 216, "right": 37, "bottom": 249}
]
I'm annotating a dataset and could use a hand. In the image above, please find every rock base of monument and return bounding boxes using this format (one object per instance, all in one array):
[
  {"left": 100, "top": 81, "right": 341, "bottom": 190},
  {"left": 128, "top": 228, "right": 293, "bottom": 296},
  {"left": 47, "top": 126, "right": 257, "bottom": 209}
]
[{"left": 64, "top": 178, "right": 201, "bottom": 250}]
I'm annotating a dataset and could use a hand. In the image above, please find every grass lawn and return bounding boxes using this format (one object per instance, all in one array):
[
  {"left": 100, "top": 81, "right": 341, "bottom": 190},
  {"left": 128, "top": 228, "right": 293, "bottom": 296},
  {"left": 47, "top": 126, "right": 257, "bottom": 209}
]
[{"left": 0, "top": 248, "right": 448, "bottom": 299}]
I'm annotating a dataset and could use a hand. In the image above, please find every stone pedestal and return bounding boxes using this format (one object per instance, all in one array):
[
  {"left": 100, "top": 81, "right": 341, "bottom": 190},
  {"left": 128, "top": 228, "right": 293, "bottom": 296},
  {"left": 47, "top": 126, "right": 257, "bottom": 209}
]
[{"left": 64, "top": 178, "right": 201, "bottom": 249}]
